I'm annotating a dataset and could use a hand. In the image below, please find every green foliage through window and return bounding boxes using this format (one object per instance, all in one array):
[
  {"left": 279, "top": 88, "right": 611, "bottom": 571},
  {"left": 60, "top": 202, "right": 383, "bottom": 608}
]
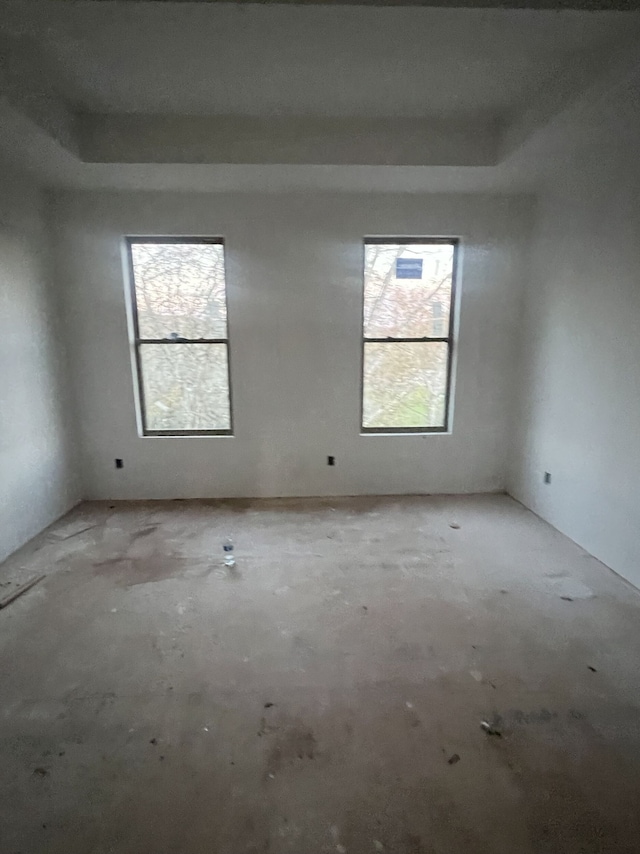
[{"left": 128, "top": 240, "right": 232, "bottom": 434}]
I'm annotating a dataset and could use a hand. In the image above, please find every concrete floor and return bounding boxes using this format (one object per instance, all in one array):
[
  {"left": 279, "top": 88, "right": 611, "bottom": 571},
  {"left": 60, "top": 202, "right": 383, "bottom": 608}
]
[{"left": 1, "top": 495, "right": 640, "bottom": 854}]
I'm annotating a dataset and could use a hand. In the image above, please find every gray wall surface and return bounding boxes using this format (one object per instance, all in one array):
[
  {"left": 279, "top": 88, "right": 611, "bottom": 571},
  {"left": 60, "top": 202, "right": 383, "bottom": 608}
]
[
  {"left": 0, "top": 173, "right": 80, "bottom": 562},
  {"left": 509, "top": 81, "right": 640, "bottom": 588},
  {"left": 53, "top": 190, "right": 530, "bottom": 500}
]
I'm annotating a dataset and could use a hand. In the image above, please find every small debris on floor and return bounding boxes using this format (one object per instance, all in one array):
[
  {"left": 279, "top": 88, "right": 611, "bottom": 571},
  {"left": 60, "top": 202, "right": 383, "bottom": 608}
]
[
  {"left": 268, "top": 772, "right": 275, "bottom": 779},
  {"left": 588, "top": 665, "right": 597, "bottom": 672},
  {"left": 274, "top": 586, "right": 290, "bottom": 596},
  {"left": 362, "top": 605, "right": 368, "bottom": 612},
  {"left": 55, "top": 524, "right": 98, "bottom": 542},
  {"left": 448, "top": 753, "right": 461, "bottom": 765},
  {"left": 500, "top": 589, "right": 509, "bottom": 594},
  {"left": 373, "top": 842, "right": 384, "bottom": 852},
  {"left": 203, "top": 727, "right": 209, "bottom": 732},
  {"left": 149, "top": 738, "right": 158, "bottom": 745},
  {"left": 449, "top": 522, "right": 461, "bottom": 529},
  {"left": 405, "top": 701, "right": 414, "bottom": 709},
  {"left": 264, "top": 702, "right": 274, "bottom": 708},
  {"left": 480, "top": 720, "right": 502, "bottom": 737},
  {"left": 0, "top": 574, "right": 45, "bottom": 610},
  {"left": 33, "top": 767, "right": 49, "bottom": 776},
  {"left": 159, "top": 755, "right": 165, "bottom": 761},
  {"left": 58, "top": 751, "right": 65, "bottom": 757},
  {"left": 548, "top": 578, "right": 594, "bottom": 600}
]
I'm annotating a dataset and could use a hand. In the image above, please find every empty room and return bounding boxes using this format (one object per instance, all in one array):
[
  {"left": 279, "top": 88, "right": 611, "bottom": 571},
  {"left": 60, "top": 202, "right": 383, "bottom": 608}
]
[{"left": 2, "top": 0, "right": 640, "bottom": 851}]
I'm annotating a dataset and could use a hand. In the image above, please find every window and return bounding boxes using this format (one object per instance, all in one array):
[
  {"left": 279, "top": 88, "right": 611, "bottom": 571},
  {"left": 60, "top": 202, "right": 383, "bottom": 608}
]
[
  {"left": 361, "top": 238, "right": 458, "bottom": 433},
  {"left": 127, "top": 238, "right": 232, "bottom": 435}
]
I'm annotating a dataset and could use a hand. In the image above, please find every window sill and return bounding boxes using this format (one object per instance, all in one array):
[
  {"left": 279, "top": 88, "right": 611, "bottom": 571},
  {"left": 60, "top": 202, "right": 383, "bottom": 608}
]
[
  {"left": 360, "top": 430, "right": 452, "bottom": 437},
  {"left": 139, "top": 432, "right": 234, "bottom": 438}
]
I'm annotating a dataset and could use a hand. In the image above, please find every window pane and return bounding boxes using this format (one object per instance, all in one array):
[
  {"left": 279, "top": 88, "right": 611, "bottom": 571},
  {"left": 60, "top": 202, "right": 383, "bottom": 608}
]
[
  {"left": 364, "top": 243, "right": 454, "bottom": 339},
  {"left": 363, "top": 341, "right": 448, "bottom": 429},
  {"left": 131, "top": 242, "right": 227, "bottom": 340},
  {"left": 140, "top": 344, "right": 230, "bottom": 431}
]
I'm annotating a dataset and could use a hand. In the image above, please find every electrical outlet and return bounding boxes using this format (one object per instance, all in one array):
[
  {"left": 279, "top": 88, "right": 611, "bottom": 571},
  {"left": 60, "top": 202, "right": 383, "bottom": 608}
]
[
  {"left": 115, "top": 458, "right": 124, "bottom": 469},
  {"left": 543, "top": 471, "right": 551, "bottom": 484},
  {"left": 327, "top": 456, "right": 335, "bottom": 466}
]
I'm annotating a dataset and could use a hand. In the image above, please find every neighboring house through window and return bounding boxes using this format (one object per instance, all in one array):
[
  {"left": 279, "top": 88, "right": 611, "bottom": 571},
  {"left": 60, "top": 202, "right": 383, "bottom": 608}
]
[{"left": 361, "top": 238, "right": 458, "bottom": 433}]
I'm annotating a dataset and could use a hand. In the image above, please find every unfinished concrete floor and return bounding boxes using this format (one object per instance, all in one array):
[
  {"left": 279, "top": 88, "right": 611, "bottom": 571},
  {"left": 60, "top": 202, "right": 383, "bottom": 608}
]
[{"left": 1, "top": 495, "right": 640, "bottom": 854}]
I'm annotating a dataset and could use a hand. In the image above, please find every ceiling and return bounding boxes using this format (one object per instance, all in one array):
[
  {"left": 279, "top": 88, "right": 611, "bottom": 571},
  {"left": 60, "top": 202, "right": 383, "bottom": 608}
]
[
  {"left": 1, "top": 1, "right": 640, "bottom": 191},
  {"left": 2, "top": 3, "right": 637, "bottom": 116}
]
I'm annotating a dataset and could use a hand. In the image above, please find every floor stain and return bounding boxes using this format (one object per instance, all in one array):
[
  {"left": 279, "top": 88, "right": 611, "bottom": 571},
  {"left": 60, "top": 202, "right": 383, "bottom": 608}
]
[
  {"left": 92, "top": 552, "right": 186, "bottom": 586},
  {"left": 265, "top": 726, "right": 317, "bottom": 776}
]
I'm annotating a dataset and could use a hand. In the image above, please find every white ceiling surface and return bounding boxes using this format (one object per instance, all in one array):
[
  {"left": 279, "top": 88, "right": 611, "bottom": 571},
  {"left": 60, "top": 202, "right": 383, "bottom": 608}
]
[{"left": 1, "top": 1, "right": 640, "bottom": 192}]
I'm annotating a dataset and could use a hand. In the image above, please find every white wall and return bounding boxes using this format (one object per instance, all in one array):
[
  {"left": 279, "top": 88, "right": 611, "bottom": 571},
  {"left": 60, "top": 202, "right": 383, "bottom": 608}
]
[
  {"left": 509, "top": 78, "right": 640, "bottom": 588},
  {"left": 53, "top": 190, "right": 530, "bottom": 500},
  {"left": 0, "top": 172, "right": 80, "bottom": 563}
]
